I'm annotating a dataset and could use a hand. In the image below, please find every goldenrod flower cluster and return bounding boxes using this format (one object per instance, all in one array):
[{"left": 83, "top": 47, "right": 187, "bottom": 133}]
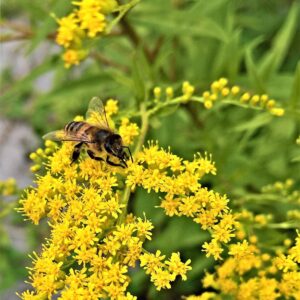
[
  {"left": 186, "top": 231, "right": 300, "bottom": 300},
  {"left": 17, "top": 102, "right": 198, "bottom": 299},
  {"left": 126, "top": 143, "right": 237, "bottom": 260},
  {"left": 55, "top": 0, "right": 118, "bottom": 67}
]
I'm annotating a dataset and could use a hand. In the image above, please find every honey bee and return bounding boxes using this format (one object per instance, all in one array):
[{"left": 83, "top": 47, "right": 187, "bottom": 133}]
[{"left": 43, "top": 97, "right": 132, "bottom": 168}]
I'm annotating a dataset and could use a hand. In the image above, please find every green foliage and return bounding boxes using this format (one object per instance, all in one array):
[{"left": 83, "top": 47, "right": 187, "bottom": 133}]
[{"left": 0, "top": 0, "right": 300, "bottom": 298}]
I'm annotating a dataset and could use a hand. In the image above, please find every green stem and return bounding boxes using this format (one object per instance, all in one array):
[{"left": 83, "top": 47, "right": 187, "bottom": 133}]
[
  {"left": 118, "top": 103, "right": 149, "bottom": 225},
  {"left": 106, "top": 0, "right": 140, "bottom": 34},
  {"left": 255, "top": 222, "right": 300, "bottom": 229}
]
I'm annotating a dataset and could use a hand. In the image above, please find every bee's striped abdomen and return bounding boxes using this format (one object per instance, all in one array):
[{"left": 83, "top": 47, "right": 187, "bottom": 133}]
[{"left": 64, "top": 121, "right": 86, "bottom": 133}]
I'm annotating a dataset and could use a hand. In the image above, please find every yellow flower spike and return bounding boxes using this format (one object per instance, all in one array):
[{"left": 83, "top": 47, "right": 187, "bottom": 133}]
[
  {"left": 153, "top": 86, "right": 161, "bottom": 102},
  {"left": 166, "top": 86, "right": 174, "bottom": 100},
  {"left": 231, "top": 85, "right": 240, "bottom": 96},
  {"left": 240, "top": 92, "right": 251, "bottom": 103}
]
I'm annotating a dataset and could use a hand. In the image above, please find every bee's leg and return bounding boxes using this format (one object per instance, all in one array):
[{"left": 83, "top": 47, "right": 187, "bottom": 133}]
[
  {"left": 87, "top": 150, "right": 104, "bottom": 162},
  {"left": 106, "top": 156, "right": 126, "bottom": 168},
  {"left": 71, "top": 142, "right": 84, "bottom": 165}
]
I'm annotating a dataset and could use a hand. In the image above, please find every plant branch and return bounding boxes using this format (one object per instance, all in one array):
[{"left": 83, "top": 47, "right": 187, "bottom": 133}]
[{"left": 118, "top": 102, "right": 149, "bottom": 225}]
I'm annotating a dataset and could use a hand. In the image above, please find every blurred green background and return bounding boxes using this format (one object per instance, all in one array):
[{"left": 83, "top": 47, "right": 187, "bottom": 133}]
[{"left": 0, "top": 0, "right": 299, "bottom": 299}]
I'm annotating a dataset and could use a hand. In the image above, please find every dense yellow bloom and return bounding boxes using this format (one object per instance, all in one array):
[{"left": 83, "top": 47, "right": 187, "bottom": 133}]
[
  {"left": 55, "top": 0, "right": 118, "bottom": 67},
  {"left": 188, "top": 229, "right": 300, "bottom": 300},
  {"left": 119, "top": 118, "right": 139, "bottom": 145},
  {"left": 55, "top": 13, "right": 80, "bottom": 48},
  {"left": 18, "top": 102, "right": 205, "bottom": 299}
]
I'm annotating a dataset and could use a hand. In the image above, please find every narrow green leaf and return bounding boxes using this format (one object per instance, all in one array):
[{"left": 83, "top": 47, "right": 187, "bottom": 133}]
[
  {"left": 27, "top": 2, "right": 70, "bottom": 53},
  {"left": 232, "top": 113, "right": 273, "bottom": 132},
  {"left": 289, "top": 61, "right": 300, "bottom": 109},
  {"left": 132, "top": 16, "right": 229, "bottom": 42},
  {"left": 130, "top": 48, "right": 152, "bottom": 103},
  {"left": 245, "top": 48, "right": 265, "bottom": 93},
  {"left": 258, "top": 2, "right": 300, "bottom": 80}
]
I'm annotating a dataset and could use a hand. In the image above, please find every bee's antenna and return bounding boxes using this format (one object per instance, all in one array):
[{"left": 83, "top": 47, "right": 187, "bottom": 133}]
[{"left": 122, "top": 146, "right": 133, "bottom": 162}]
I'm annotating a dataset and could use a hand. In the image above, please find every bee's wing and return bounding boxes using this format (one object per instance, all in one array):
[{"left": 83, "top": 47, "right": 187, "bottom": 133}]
[
  {"left": 85, "top": 97, "right": 110, "bottom": 129},
  {"left": 43, "top": 130, "right": 93, "bottom": 143}
]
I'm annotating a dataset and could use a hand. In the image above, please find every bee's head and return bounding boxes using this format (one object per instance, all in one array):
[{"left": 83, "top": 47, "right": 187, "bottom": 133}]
[{"left": 104, "top": 134, "right": 132, "bottom": 167}]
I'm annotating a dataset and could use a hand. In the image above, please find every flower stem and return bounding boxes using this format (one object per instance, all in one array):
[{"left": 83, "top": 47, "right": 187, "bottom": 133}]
[{"left": 118, "top": 103, "right": 149, "bottom": 225}]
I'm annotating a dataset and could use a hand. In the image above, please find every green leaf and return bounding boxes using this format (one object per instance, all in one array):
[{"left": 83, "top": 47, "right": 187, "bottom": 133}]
[
  {"left": 130, "top": 48, "right": 152, "bottom": 104},
  {"left": 232, "top": 113, "right": 273, "bottom": 132},
  {"left": 289, "top": 61, "right": 300, "bottom": 109},
  {"left": 258, "top": 2, "right": 300, "bottom": 80},
  {"left": 27, "top": 1, "right": 71, "bottom": 53},
  {"left": 148, "top": 217, "right": 209, "bottom": 254},
  {"left": 131, "top": 15, "right": 229, "bottom": 42},
  {"left": 245, "top": 48, "right": 265, "bottom": 93}
]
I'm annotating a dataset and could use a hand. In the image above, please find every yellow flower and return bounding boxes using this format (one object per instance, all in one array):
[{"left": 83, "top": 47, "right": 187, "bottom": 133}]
[
  {"left": 63, "top": 49, "right": 85, "bottom": 68},
  {"left": 105, "top": 98, "right": 119, "bottom": 116},
  {"left": 211, "top": 222, "right": 235, "bottom": 243},
  {"left": 79, "top": 11, "right": 106, "bottom": 37},
  {"left": 165, "top": 253, "right": 192, "bottom": 280},
  {"left": 202, "top": 239, "right": 223, "bottom": 260},
  {"left": 56, "top": 13, "right": 79, "bottom": 48},
  {"left": 228, "top": 240, "right": 252, "bottom": 260},
  {"left": 150, "top": 269, "right": 174, "bottom": 291},
  {"left": 118, "top": 118, "right": 139, "bottom": 145},
  {"left": 273, "top": 253, "right": 297, "bottom": 272},
  {"left": 140, "top": 250, "right": 165, "bottom": 275}
]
